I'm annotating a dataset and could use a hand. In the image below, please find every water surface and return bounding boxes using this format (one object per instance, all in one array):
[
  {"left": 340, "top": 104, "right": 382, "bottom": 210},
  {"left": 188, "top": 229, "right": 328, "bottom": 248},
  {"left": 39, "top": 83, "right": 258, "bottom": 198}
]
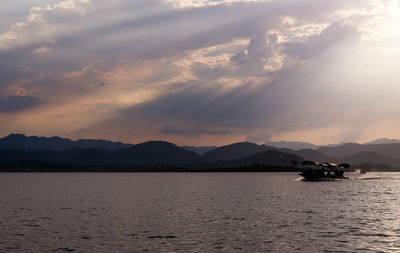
[{"left": 1, "top": 172, "right": 399, "bottom": 252}]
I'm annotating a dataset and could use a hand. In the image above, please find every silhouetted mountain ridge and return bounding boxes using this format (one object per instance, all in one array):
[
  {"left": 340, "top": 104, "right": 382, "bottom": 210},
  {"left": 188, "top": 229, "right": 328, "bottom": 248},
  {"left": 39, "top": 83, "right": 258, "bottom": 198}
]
[
  {"left": 0, "top": 133, "right": 132, "bottom": 151},
  {"left": 317, "top": 143, "right": 400, "bottom": 159},
  {"left": 265, "top": 141, "right": 319, "bottom": 150},
  {"left": 339, "top": 152, "right": 399, "bottom": 167},
  {"left": 265, "top": 141, "right": 345, "bottom": 150},
  {"left": 364, "top": 138, "right": 400, "bottom": 145},
  {"left": 115, "top": 141, "right": 201, "bottom": 166},
  {"left": 0, "top": 141, "right": 303, "bottom": 170},
  {"left": 202, "top": 142, "right": 272, "bottom": 162},
  {"left": 279, "top": 148, "right": 336, "bottom": 162},
  {"left": 2, "top": 134, "right": 400, "bottom": 171},
  {"left": 188, "top": 150, "right": 303, "bottom": 169},
  {"left": 238, "top": 150, "right": 302, "bottom": 167}
]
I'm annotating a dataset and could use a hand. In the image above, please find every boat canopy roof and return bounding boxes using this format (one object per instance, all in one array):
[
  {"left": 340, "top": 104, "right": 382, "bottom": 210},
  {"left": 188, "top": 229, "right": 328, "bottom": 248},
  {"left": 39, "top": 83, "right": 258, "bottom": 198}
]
[
  {"left": 301, "top": 160, "right": 320, "bottom": 166},
  {"left": 301, "top": 160, "right": 350, "bottom": 168}
]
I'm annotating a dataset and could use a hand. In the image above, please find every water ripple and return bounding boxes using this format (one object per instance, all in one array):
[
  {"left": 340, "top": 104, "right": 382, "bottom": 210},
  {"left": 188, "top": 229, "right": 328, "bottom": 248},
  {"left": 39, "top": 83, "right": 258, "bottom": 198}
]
[{"left": 0, "top": 172, "right": 400, "bottom": 252}]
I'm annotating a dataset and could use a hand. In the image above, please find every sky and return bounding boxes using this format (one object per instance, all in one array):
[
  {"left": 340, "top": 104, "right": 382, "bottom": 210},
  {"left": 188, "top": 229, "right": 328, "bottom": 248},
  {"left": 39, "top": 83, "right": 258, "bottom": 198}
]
[{"left": 1, "top": 0, "right": 400, "bottom": 146}]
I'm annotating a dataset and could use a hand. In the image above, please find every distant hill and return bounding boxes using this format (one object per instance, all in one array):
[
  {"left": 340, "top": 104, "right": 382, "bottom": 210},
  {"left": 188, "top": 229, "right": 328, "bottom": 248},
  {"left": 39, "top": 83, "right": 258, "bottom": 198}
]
[
  {"left": 363, "top": 138, "right": 400, "bottom": 145},
  {"left": 319, "top": 142, "right": 347, "bottom": 148},
  {"left": 0, "top": 141, "right": 201, "bottom": 167},
  {"left": 265, "top": 141, "right": 319, "bottom": 150},
  {"left": 318, "top": 143, "right": 400, "bottom": 159},
  {"left": 114, "top": 141, "right": 201, "bottom": 166},
  {"left": 182, "top": 146, "right": 216, "bottom": 155},
  {"left": 279, "top": 148, "right": 337, "bottom": 162},
  {"left": 0, "top": 149, "right": 36, "bottom": 162},
  {"left": 0, "top": 133, "right": 132, "bottom": 151},
  {"left": 318, "top": 143, "right": 365, "bottom": 158},
  {"left": 0, "top": 141, "right": 303, "bottom": 170},
  {"left": 202, "top": 142, "right": 271, "bottom": 162},
  {"left": 0, "top": 147, "right": 114, "bottom": 165},
  {"left": 62, "top": 148, "right": 114, "bottom": 165},
  {"left": 339, "top": 152, "right": 399, "bottom": 167},
  {"left": 265, "top": 140, "right": 346, "bottom": 150},
  {"left": 197, "top": 150, "right": 303, "bottom": 168},
  {"left": 238, "top": 150, "right": 303, "bottom": 167}
]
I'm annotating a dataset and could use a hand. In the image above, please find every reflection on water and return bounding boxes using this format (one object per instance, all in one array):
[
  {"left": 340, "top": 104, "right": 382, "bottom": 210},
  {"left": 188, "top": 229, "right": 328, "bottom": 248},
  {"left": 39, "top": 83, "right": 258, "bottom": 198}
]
[{"left": 1, "top": 172, "right": 400, "bottom": 252}]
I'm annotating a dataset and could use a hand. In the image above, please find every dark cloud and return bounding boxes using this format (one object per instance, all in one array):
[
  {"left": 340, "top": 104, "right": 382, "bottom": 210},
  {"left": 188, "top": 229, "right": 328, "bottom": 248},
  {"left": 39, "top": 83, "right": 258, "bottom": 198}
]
[
  {"left": 23, "top": 70, "right": 105, "bottom": 102},
  {"left": 0, "top": 95, "right": 42, "bottom": 112},
  {"left": 0, "top": 63, "right": 30, "bottom": 91},
  {"left": 230, "top": 51, "right": 247, "bottom": 65},
  {"left": 247, "top": 34, "right": 270, "bottom": 60},
  {"left": 230, "top": 34, "right": 277, "bottom": 76}
]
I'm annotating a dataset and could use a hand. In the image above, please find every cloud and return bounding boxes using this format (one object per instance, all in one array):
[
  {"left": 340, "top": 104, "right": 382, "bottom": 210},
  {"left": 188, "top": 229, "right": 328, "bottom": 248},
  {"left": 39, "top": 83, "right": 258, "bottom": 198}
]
[
  {"left": 97, "top": 21, "right": 371, "bottom": 144},
  {"left": 0, "top": 0, "right": 398, "bottom": 145},
  {"left": 0, "top": 95, "right": 42, "bottom": 112},
  {"left": 280, "top": 22, "right": 361, "bottom": 61}
]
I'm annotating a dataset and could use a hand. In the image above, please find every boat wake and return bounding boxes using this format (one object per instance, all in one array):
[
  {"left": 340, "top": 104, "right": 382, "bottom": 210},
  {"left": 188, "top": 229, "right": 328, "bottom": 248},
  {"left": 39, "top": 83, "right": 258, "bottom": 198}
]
[
  {"left": 296, "top": 177, "right": 348, "bottom": 182},
  {"left": 347, "top": 171, "right": 399, "bottom": 181},
  {"left": 297, "top": 172, "right": 399, "bottom": 182}
]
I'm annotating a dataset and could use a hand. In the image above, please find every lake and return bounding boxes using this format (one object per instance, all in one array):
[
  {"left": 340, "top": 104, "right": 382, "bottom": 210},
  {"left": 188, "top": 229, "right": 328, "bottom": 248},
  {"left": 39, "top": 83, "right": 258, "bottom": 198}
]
[{"left": 1, "top": 172, "right": 399, "bottom": 252}]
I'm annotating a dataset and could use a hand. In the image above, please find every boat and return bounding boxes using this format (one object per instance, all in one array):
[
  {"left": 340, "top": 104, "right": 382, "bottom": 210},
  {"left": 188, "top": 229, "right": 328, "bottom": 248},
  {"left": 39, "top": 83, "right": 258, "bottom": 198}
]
[
  {"left": 354, "top": 168, "right": 367, "bottom": 174},
  {"left": 299, "top": 160, "right": 351, "bottom": 181}
]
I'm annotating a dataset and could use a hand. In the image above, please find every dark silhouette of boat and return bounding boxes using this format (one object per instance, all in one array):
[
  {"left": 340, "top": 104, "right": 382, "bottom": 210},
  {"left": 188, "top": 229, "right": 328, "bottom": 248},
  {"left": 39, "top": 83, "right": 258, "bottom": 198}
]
[{"left": 299, "top": 160, "right": 351, "bottom": 181}]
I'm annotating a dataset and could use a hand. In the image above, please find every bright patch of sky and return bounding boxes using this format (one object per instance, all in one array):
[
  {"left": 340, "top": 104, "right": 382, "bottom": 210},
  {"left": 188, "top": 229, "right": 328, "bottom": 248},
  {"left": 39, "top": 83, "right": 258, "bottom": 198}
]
[{"left": 0, "top": 0, "right": 62, "bottom": 32}]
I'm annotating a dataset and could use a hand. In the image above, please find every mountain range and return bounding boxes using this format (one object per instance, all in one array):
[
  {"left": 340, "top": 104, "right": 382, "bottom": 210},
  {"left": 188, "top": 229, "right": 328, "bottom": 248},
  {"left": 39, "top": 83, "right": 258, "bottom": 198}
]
[
  {"left": 363, "top": 138, "right": 400, "bottom": 145},
  {"left": 0, "top": 133, "right": 131, "bottom": 151},
  {"left": 264, "top": 141, "right": 319, "bottom": 150},
  {"left": 265, "top": 138, "right": 400, "bottom": 150},
  {"left": 1, "top": 133, "right": 400, "bottom": 171}
]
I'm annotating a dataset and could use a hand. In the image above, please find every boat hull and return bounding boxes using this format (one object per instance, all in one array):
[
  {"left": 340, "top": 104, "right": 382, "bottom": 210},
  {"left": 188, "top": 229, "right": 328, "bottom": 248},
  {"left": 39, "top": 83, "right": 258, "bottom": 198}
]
[
  {"left": 299, "top": 171, "right": 347, "bottom": 181},
  {"left": 299, "top": 174, "right": 348, "bottom": 181}
]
